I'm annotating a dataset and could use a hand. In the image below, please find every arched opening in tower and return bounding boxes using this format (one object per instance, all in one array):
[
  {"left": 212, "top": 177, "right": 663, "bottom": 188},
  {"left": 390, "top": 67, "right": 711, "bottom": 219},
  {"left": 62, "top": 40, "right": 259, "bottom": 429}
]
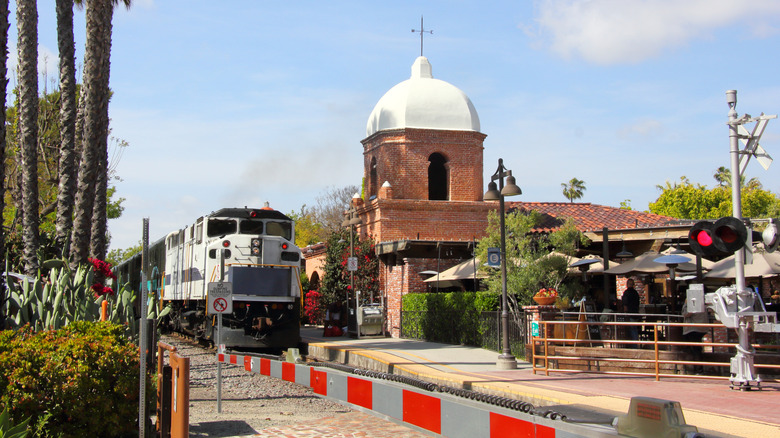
[
  {"left": 428, "top": 153, "right": 448, "bottom": 200},
  {"left": 369, "top": 157, "right": 378, "bottom": 199}
]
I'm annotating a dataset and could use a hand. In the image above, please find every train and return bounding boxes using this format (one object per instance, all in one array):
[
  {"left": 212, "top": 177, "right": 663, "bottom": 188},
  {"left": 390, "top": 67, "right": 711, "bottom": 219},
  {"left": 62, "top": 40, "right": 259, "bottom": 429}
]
[{"left": 114, "top": 205, "right": 303, "bottom": 349}]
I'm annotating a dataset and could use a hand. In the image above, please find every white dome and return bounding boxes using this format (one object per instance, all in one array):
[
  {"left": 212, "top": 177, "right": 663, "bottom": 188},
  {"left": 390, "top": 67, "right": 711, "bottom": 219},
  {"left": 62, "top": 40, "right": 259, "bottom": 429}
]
[{"left": 365, "top": 56, "right": 480, "bottom": 137}]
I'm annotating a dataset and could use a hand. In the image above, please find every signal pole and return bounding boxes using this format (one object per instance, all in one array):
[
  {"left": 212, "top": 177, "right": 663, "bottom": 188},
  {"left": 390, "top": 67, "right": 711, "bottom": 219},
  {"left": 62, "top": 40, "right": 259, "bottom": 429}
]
[
  {"left": 727, "top": 91, "right": 747, "bottom": 295},
  {"left": 725, "top": 90, "right": 776, "bottom": 389}
]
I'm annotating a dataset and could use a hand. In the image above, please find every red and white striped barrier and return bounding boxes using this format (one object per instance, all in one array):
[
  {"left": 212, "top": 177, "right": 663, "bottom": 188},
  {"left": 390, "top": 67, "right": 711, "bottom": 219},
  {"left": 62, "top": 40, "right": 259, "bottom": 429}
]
[{"left": 217, "top": 353, "right": 618, "bottom": 437}]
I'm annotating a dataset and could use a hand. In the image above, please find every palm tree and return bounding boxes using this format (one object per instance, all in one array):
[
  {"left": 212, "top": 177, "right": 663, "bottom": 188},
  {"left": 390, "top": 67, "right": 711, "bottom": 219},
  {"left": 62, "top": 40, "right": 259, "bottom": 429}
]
[
  {"left": 0, "top": 0, "right": 10, "bottom": 325},
  {"left": 71, "top": 0, "right": 131, "bottom": 266},
  {"left": 714, "top": 166, "right": 730, "bottom": 187},
  {"left": 55, "top": 0, "right": 78, "bottom": 256},
  {"left": 561, "top": 178, "right": 586, "bottom": 203},
  {"left": 713, "top": 166, "right": 761, "bottom": 189},
  {"left": 17, "top": 0, "right": 39, "bottom": 276}
]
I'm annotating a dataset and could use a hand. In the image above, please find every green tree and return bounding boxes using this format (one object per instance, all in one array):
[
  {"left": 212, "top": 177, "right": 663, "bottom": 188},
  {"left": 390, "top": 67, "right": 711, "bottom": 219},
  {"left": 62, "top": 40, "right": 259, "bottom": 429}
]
[
  {"left": 352, "top": 235, "right": 379, "bottom": 304},
  {"left": 714, "top": 166, "right": 730, "bottom": 187},
  {"left": 3, "top": 88, "right": 126, "bottom": 273},
  {"left": 288, "top": 205, "right": 325, "bottom": 248},
  {"left": 475, "top": 210, "right": 588, "bottom": 308},
  {"left": 318, "top": 228, "right": 380, "bottom": 310},
  {"left": 318, "top": 228, "right": 350, "bottom": 308},
  {"left": 649, "top": 174, "right": 780, "bottom": 219},
  {"left": 561, "top": 177, "right": 586, "bottom": 203},
  {"left": 17, "top": 0, "right": 40, "bottom": 276},
  {"left": 713, "top": 165, "right": 760, "bottom": 189},
  {"left": 106, "top": 240, "right": 140, "bottom": 267}
]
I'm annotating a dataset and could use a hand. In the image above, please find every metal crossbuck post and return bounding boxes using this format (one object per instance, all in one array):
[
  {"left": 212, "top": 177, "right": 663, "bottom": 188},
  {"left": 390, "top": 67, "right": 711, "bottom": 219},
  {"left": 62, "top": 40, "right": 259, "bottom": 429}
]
[{"left": 725, "top": 90, "right": 778, "bottom": 389}]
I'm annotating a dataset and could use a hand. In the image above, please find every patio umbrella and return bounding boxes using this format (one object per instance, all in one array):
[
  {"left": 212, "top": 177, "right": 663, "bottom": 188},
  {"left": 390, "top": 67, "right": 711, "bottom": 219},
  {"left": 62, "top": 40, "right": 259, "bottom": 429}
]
[
  {"left": 604, "top": 251, "right": 699, "bottom": 275},
  {"left": 568, "top": 254, "right": 620, "bottom": 274},
  {"left": 424, "top": 257, "right": 486, "bottom": 287},
  {"left": 660, "top": 246, "right": 715, "bottom": 270},
  {"left": 705, "top": 250, "right": 780, "bottom": 278}
]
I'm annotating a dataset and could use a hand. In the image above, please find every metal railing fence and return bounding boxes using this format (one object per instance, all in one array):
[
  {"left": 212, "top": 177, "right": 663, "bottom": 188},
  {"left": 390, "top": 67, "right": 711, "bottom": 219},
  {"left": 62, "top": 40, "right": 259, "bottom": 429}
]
[{"left": 531, "top": 319, "right": 780, "bottom": 381}]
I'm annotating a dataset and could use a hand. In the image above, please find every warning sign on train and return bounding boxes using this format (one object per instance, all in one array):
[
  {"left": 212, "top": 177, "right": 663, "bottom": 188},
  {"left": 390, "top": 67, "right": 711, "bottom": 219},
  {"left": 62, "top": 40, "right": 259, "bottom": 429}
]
[{"left": 208, "top": 281, "right": 233, "bottom": 314}]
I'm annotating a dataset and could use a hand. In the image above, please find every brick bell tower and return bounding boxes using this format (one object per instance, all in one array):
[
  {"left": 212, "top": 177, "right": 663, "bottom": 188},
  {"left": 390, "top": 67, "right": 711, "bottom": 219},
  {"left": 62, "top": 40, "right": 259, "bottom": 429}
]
[{"left": 355, "top": 56, "right": 495, "bottom": 337}]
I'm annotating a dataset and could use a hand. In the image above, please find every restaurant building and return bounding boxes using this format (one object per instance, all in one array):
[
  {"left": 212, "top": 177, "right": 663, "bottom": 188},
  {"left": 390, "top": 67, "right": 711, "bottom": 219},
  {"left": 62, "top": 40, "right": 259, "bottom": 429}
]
[{"left": 304, "top": 56, "right": 683, "bottom": 337}]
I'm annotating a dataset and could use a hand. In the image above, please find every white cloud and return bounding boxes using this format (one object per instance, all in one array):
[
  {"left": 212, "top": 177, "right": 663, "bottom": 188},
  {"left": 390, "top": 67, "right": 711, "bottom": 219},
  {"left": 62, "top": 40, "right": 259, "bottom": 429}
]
[
  {"left": 526, "top": 0, "right": 780, "bottom": 65},
  {"left": 618, "top": 118, "right": 663, "bottom": 139}
]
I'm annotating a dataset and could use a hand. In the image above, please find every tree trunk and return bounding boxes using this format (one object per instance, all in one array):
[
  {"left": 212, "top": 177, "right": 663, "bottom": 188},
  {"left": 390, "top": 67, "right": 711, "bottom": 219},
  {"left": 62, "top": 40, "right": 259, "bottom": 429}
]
[
  {"left": 17, "top": 0, "right": 39, "bottom": 276},
  {"left": 55, "top": 0, "right": 78, "bottom": 258},
  {"left": 71, "top": 0, "right": 112, "bottom": 267},
  {"left": 89, "top": 0, "right": 114, "bottom": 262},
  {"left": 90, "top": 131, "right": 108, "bottom": 260},
  {"left": 0, "top": 1, "right": 9, "bottom": 329}
]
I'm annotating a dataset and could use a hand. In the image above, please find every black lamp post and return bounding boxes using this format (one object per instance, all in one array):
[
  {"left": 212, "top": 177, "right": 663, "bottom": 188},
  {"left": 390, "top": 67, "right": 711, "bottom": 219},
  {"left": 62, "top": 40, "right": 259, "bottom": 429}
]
[{"left": 484, "top": 158, "right": 522, "bottom": 370}]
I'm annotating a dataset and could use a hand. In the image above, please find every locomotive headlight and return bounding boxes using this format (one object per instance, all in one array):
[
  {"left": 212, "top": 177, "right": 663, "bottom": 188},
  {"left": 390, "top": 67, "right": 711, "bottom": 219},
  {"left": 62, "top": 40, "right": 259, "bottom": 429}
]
[
  {"left": 251, "top": 247, "right": 260, "bottom": 256},
  {"left": 251, "top": 238, "right": 261, "bottom": 257}
]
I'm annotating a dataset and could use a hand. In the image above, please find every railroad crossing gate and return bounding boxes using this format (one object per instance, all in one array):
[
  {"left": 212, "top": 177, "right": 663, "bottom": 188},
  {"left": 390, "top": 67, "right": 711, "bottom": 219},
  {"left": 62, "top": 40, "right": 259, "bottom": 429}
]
[{"left": 208, "top": 281, "right": 233, "bottom": 314}]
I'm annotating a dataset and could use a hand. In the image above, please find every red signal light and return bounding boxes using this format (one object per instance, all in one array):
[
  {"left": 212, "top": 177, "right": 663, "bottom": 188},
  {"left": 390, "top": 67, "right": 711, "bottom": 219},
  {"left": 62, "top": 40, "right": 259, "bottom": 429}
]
[
  {"left": 250, "top": 210, "right": 258, "bottom": 218},
  {"left": 282, "top": 243, "right": 288, "bottom": 250},
  {"left": 712, "top": 217, "right": 747, "bottom": 253},
  {"left": 222, "top": 240, "right": 230, "bottom": 248},
  {"left": 688, "top": 217, "right": 747, "bottom": 257},
  {"left": 695, "top": 229, "right": 713, "bottom": 247}
]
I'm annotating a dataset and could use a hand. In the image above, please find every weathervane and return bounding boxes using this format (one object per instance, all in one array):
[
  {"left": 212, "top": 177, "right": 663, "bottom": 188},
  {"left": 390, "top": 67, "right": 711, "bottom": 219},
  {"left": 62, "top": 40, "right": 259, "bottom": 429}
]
[{"left": 411, "top": 16, "right": 433, "bottom": 57}]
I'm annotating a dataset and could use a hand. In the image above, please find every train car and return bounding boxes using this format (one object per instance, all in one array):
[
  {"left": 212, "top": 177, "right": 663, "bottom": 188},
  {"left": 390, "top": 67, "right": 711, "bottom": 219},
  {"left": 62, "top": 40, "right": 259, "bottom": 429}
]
[{"left": 114, "top": 205, "right": 302, "bottom": 349}]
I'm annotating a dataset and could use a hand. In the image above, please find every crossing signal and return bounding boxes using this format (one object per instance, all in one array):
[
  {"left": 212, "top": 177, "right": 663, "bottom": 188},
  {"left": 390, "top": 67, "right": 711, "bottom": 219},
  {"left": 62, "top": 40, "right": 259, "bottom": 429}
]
[{"left": 688, "top": 216, "right": 748, "bottom": 257}]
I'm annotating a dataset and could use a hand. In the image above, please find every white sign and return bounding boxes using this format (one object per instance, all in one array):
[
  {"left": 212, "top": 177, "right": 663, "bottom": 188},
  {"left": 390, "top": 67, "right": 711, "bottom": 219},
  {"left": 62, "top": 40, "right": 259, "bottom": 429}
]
[
  {"left": 347, "top": 256, "right": 358, "bottom": 272},
  {"left": 208, "top": 281, "right": 233, "bottom": 314}
]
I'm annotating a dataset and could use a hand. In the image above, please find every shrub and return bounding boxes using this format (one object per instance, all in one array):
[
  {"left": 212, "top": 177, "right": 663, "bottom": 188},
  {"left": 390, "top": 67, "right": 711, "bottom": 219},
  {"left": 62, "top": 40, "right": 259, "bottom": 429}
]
[
  {"left": 304, "top": 290, "right": 323, "bottom": 325},
  {"left": 0, "top": 322, "right": 141, "bottom": 438},
  {"left": 401, "top": 291, "right": 500, "bottom": 345}
]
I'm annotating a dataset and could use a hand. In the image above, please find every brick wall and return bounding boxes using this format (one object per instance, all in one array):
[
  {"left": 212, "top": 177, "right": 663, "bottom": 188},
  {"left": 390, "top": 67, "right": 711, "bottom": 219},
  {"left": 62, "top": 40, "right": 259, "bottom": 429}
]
[
  {"left": 356, "top": 198, "right": 495, "bottom": 244},
  {"left": 362, "top": 128, "right": 486, "bottom": 202}
]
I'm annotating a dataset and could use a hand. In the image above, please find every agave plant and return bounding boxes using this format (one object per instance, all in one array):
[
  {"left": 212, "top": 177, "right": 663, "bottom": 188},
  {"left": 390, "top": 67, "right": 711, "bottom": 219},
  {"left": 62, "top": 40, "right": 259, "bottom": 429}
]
[
  {"left": 0, "top": 405, "right": 30, "bottom": 438},
  {"left": 4, "top": 260, "right": 141, "bottom": 338}
]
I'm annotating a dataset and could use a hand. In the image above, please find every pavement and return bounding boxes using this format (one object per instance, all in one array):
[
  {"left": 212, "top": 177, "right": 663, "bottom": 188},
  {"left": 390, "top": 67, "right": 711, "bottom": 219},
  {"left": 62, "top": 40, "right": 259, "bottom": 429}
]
[{"left": 300, "top": 326, "right": 780, "bottom": 438}]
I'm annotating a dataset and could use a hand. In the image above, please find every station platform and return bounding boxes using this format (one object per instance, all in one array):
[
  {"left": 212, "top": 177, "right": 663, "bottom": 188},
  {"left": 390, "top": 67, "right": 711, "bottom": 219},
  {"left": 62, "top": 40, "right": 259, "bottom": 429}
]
[{"left": 300, "top": 327, "right": 780, "bottom": 437}]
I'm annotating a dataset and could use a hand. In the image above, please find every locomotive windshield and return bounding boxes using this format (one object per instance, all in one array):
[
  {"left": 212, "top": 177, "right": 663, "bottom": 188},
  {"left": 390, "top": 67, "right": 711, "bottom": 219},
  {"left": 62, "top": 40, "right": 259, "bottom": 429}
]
[
  {"left": 206, "top": 216, "right": 292, "bottom": 240},
  {"left": 207, "top": 218, "right": 237, "bottom": 237},
  {"left": 239, "top": 219, "right": 264, "bottom": 235},
  {"left": 266, "top": 221, "right": 292, "bottom": 240}
]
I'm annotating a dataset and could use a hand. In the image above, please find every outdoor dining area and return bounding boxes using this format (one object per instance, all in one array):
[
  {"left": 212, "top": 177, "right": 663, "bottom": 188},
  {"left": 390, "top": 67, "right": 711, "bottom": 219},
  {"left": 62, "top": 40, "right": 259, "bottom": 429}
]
[{"left": 526, "top": 245, "right": 780, "bottom": 379}]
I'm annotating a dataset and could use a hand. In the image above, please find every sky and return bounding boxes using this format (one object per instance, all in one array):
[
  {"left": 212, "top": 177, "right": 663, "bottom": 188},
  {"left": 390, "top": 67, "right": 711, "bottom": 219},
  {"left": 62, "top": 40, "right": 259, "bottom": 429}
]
[{"left": 8, "top": 0, "right": 780, "bottom": 251}]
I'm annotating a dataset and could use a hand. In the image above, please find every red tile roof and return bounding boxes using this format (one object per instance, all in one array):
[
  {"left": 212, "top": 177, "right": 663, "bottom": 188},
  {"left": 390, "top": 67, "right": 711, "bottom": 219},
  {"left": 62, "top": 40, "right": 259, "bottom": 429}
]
[{"left": 505, "top": 202, "right": 678, "bottom": 233}]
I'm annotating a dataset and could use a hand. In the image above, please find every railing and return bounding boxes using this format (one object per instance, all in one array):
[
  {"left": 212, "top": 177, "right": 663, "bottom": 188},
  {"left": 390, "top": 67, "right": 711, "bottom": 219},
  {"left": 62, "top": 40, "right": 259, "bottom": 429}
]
[
  {"left": 531, "top": 319, "right": 780, "bottom": 381},
  {"left": 400, "top": 310, "right": 526, "bottom": 357},
  {"left": 546, "top": 311, "right": 685, "bottom": 348}
]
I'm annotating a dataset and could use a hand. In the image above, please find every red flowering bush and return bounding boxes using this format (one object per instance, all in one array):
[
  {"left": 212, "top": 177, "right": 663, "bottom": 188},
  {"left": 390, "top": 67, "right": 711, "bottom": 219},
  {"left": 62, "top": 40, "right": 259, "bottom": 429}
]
[
  {"left": 88, "top": 258, "right": 116, "bottom": 297},
  {"left": 304, "top": 290, "right": 323, "bottom": 325}
]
